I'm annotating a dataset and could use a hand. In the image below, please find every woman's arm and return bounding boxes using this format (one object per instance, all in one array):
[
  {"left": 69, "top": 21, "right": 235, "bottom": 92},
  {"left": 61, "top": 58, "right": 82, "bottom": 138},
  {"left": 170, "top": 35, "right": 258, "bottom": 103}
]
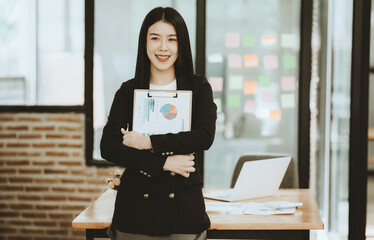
[{"left": 149, "top": 82, "right": 217, "bottom": 155}]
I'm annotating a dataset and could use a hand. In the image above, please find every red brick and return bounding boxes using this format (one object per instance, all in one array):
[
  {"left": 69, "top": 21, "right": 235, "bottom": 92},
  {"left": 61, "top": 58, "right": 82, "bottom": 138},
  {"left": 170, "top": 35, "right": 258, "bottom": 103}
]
[
  {"left": 0, "top": 133, "right": 17, "bottom": 139},
  {"left": 0, "top": 177, "right": 7, "bottom": 183},
  {"left": 32, "top": 160, "right": 55, "bottom": 166},
  {"left": 20, "top": 228, "right": 45, "bottom": 234},
  {"left": 17, "top": 117, "right": 42, "bottom": 122},
  {"left": 68, "top": 196, "right": 91, "bottom": 202},
  {"left": 87, "top": 179, "right": 104, "bottom": 185},
  {"left": 7, "top": 143, "right": 30, "bottom": 148},
  {"left": 0, "top": 151, "right": 17, "bottom": 157},
  {"left": 18, "top": 152, "right": 42, "bottom": 157},
  {"left": 35, "top": 178, "right": 59, "bottom": 184},
  {"left": 0, "top": 168, "right": 16, "bottom": 174},
  {"left": 43, "top": 195, "right": 66, "bottom": 201},
  {"left": 8, "top": 237, "right": 32, "bottom": 240},
  {"left": 61, "top": 205, "right": 86, "bottom": 211},
  {"left": 25, "top": 186, "right": 49, "bottom": 192},
  {"left": 0, "top": 195, "right": 16, "bottom": 200},
  {"left": 58, "top": 161, "right": 82, "bottom": 166},
  {"left": 0, "top": 116, "right": 15, "bottom": 121},
  {"left": 0, "top": 203, "right": 8, "bottom": 209},
  {"left": 72, "top": 229, "right": 86, "bottom": 236},
  {"left": 9, "top": 177, "right": 33, "bottom": 183},
  {"left": 59, "top": 221, "right": 73, "bottom": 227},
  {"left": 98, "top": 170, "right": 115, "bottom": 176},
  {"left": 0, "top": 227, "right": 17, "bottom": 233},
  {"left": 0, "top": 186, "right": 24, "bottom": 191},
  {"left": 22, "top": 212, "right": 47, "bottom": 218},
  {"left": 5, "top": 126, "right": 29, "bottom": 131},
  {"left": 51, "top": 188, "right": 75, "bottom": 194},
  {"left": 44, "top": 169, "right": 68, "bottom": 174},
  {"left": 58, "top": 143, "right": 82, "bottom": 148},
  {"left": 35, "top": 204, "right": 59, "bottom": 210},
  {"left": 60, "top": 179, "right": 85, "bottom": 184},
  {"left": 8, "top": 220, "right": 32, "bottom": 226},
  {"left": 58, "top": 126, "right": 82, "bottom": 131},
  {"left": 49, "top": 213, "right": 72, "bottom": 219},
  {"left": 19, "top": 134, "right": 42, "bottom": 139},
  {"left": 0, "top": 160, "right": 3, "bottom": 166},
  {"left": 78, "top": 188, "right": 102, "bottom": 193},
  {"left": 33, "top": 221, "right": 57, "bottom": 227},
  {"left": 46, "top": 117, "right": 82, "bottom": 123},
  {"left": 33, "top": 126, "right": 55, "bottom": 131},
  {"left": 71, "top": 135, "right": 82, "bottom": 139},
  {"left": 18, "top": 195, "right": 42, "bottom": 201},
  {"left": 46, "top": 134, "right": 70, "bottom": 139},
  {"left": 45, "top": 151, "right": 69, "bottom": 157},
  {"left": 72, "top": 152, "right": 82, "bottom": 157},
  {"left": 71, "top": 170, "right": 94, "bottom": 176},
  {"left": 46, "top": 229, "right": 69, "bottom": 235},
  {"left": 9, "top": 204, "right": 34, "bottom": 210},
  {"left": 0, "top": 211, "right": 20, "bottom": 217},
  {"left": 0, "top": 143, "right": 3, "bottom": 147},
  {"left": 6, "top": 160, "right": 30, "bottom": 166},
  {"left": 19, "top": 169, "right": 42, "bottom": 174},
  {"left": 33, "top": 143, "right": 56, "bottom": 148}
]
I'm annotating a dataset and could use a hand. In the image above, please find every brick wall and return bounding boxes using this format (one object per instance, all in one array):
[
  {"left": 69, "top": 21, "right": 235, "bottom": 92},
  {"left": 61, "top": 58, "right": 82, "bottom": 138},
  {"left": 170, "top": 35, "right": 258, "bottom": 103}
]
[{"left": 0, "top": 113, "right": 121, "bottom": 240}]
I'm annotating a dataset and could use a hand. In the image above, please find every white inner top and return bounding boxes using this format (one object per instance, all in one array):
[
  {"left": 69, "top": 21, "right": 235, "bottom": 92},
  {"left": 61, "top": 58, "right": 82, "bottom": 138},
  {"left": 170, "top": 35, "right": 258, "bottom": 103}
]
[{"left": 149, "top": 80, "right": 177, "bottom": 90}]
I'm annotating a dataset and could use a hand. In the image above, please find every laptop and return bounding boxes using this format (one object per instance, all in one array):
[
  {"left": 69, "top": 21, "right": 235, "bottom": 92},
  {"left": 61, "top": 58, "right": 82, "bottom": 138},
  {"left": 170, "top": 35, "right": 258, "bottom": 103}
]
[{"left": 203, "top": 157, "right": 291, "bottom": 202}]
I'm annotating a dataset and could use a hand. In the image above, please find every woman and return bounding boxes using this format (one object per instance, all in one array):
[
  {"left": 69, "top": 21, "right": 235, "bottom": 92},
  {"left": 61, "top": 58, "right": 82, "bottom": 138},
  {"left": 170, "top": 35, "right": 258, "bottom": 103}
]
[{"left": 101, "top": 7, "right": 217, "bottom": 240}]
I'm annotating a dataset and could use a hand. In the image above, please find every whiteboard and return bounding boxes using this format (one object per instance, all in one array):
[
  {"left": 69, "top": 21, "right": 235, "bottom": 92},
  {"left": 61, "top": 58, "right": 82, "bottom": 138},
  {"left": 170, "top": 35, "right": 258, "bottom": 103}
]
[{"left": 132, "top": 89, "right": 192, "bottom": 136}]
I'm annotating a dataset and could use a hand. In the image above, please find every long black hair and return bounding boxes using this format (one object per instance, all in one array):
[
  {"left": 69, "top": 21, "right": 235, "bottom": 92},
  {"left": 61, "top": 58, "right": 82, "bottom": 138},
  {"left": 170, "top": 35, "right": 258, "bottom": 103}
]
[{"left": 134, "top": 7, "right": 194, "bottom": 87}]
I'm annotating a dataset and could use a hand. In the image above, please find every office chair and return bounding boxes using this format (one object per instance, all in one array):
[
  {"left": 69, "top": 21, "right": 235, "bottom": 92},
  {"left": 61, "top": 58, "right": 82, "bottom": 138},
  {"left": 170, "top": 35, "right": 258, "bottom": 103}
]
[{"left": 230, "top": 153, "right": 299, "bottom": 188}]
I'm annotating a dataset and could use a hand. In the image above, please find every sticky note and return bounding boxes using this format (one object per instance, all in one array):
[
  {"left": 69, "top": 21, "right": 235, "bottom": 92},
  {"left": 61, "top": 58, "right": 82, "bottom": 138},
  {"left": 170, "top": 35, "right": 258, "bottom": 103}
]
[
  {"left": 243, "top": 81, "right": 257, "bottom": 95},
  {"left": 281, "top": 76, "right": 296, "bottom": 91},
  {"left": 269, "top": 109, "right": 282, "bottom": 121},
  {"left": 214, "top": 98, "right": 222, "bottom": 112},
  {"left": 281, "top": 93, "right": 295, "bottom": 108},
  {"left": 255, "top": 108, "right": 270, "bottom": 120},
  {"left": 244, "top": 54, "right": 259, "bottom": 68},
  {"left": 225, "top": 33, "right": 240, "bottom": 48},
  {"left": 263, "top": 55, "right": 279, "bottom": 70},
  {"left": 283, "top": 55, "right": 297, "bottom": 69},
  {"left": 244, "top": 100, "right": 257, "bottom": 114},
  {"left": 258, "top": 75, "right": 272, "bottom": 87},
  {"left": 227, "top": 94, "right": 241, "bottom": 108},
  {"left": 208, "top": 77, "right": 224, "bottom": 92},
  {"left": 281, "top": 34, "right": 296, "bottom": 48},
  {"left": 229, "top": 75, "right": 243, "bottom": 90},
  {"left": 262, "top": 35, "right": 276, "bottom": 46},
  {"left": 228, "top": 54, "right": 242, "bottom": 69},
  {"left": 243, "top": 34, "right": 256, "bottom": 47},
  {"left": 262, "top": 90, "right": 276, "bottom": 102}
]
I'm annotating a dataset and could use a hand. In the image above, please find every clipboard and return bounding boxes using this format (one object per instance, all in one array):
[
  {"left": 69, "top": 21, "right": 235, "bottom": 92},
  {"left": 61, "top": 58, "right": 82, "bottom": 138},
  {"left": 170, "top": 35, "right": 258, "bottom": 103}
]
[{"left": 132, "top": 89, "right": 192, "bottom": 136}]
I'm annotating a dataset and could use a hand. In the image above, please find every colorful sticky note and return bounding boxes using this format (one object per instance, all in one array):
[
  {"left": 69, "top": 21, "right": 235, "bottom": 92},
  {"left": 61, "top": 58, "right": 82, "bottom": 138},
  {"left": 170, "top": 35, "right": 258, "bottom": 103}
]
[
  {"left": 243, "top": 34, "right": 256, "bottom": 47},
  {"left": 283, "top": 55, "right": 297, "bottom": 69},
  {"left": 269, "top": 109, "right": 282, "bottom": 121},
  {"left": 262, "top": 35, "right": 277, "bottom": 46},
  {"left": 225, "top": 33, "right": 240, "bottom": 48},
  {"left": 244, "top": 54, "right": 259, "bottom": 68},
  {"left": 281, "top": 33, "right": 296, "bottom": 48},
  {"left": 208, "top": 77, "right": 224, "bottom": 92},
  {"left": 262, "top": 90, "right": 276, "bottom": 102},
  {"left": 255, "top": 108, "right": 270, "bottom": 120},
  {"left": 258, "top": 75, "right": 272, "bottom": 87},
  {"left": 228, "top": 54, "right": 242, "bottom": 69},
  {"left": 244, "top": 100, "right": 257, "bottom": 114},
  {"left": 281, "top": 93, "right": 295, "bottom": 108},
  {"left": 263, "top": 55, "right": 279, "bottom": 70},
  {"left": 214, "top": 98, "right": 222, "bottom": 112},
  {"left": 227, "top": 94, "right": 241, "bottom": 108},
  {"left": 243, "top": 81, "right": 257, "bottom": 95},
  {"left": 281, "top": 76, "right": 296, "bottom": 91},
  {"left": 229, "top": 75, "right": 243, "bottom": 90}
]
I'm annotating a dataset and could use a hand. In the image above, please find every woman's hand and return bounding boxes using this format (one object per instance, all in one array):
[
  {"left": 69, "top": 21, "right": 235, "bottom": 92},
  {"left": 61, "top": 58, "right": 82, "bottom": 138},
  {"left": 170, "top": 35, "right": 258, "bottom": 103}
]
[
  {"left": 121, "top": 128, "right": 152, "bottom": 150},
  {"left": 163, "top": 153, "right": 195, "bottom": 178}
]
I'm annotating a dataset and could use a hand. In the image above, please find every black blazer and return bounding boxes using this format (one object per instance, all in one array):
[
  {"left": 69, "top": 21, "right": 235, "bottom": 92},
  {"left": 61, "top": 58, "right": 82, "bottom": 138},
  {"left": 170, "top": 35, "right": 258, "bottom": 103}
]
[{"left": 100, "top": 74, "right": 217, "bottom": 236}]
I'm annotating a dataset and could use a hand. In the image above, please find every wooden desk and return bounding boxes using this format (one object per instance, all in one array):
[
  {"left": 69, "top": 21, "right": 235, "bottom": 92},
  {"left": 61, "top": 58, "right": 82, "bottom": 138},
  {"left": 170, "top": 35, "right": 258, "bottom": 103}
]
[{"left": 72, "top": 189, "right": 323, "bottom": 240}]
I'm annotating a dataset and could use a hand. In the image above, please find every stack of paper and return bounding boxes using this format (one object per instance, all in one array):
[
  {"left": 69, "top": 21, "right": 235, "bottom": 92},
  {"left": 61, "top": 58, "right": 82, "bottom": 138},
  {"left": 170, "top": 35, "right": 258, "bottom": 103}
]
[{"left": 205, "top": 201, "right": 302, "bottom": 215}]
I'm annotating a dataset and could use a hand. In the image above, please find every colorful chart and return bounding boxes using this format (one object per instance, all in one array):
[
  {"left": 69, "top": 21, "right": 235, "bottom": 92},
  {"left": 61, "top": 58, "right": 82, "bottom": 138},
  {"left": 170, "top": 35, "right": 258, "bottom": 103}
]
[{"left": 160, "top": 104, "right": 178, "bottom": 120}]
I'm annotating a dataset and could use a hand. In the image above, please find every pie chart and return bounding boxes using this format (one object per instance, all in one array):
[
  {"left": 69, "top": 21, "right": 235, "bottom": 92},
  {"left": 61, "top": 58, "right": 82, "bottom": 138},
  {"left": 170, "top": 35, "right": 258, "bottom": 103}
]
[{"left": 160, "top": 104, "right": 178, "bottom": 120}]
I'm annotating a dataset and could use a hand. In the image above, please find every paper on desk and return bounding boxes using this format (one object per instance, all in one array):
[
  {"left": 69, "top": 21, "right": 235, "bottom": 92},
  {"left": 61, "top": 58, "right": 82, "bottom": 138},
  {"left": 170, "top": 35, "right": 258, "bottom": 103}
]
[
  {"left": 244, "top": 201, "right": 302, "bottom": 215},
  {"left": 205, "top": 202, "right": 247, "bottom": 214}
]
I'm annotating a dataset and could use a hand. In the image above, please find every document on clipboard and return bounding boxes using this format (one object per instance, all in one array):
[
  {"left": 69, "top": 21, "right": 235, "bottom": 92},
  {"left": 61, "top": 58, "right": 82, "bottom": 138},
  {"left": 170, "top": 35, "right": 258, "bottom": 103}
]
[{"left": 133, "top": 89, "right": 192, "bottom": 136}]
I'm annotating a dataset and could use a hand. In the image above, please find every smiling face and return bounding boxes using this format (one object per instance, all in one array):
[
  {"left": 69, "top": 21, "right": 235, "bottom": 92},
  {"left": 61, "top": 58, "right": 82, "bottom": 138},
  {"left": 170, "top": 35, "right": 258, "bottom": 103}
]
[{"left": 146, "top": 21, "right": 178, "bottom": 77}]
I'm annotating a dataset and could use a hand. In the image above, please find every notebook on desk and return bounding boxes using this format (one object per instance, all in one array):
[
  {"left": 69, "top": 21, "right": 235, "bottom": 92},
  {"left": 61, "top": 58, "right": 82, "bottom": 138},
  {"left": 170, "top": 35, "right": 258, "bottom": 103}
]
[{"left": 203, "top": 157, "right": 291, "bottom": 202}]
